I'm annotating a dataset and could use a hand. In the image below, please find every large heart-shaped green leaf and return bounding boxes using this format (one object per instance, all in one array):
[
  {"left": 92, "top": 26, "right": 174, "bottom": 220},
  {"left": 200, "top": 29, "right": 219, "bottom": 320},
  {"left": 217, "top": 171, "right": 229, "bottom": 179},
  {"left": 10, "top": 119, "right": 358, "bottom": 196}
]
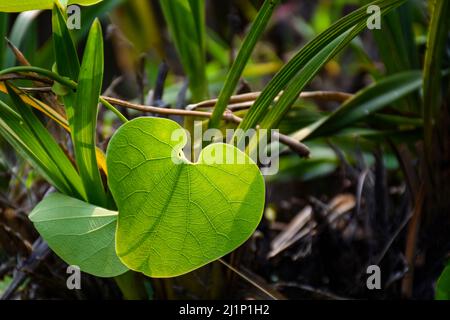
[
  {"left": 0, "top": 1, "right": 102, "bottom": 12},
  {"left": 29, "top": 193, "right": 128, "bottom": 277},
  {"left": 106, "top": 117, "right": 265, "bottom": 277}
]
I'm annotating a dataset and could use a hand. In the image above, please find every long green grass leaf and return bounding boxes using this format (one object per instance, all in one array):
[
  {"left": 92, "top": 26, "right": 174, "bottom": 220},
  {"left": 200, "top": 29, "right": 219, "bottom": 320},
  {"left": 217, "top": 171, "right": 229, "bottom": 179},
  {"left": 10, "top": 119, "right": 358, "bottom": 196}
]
[
  {"left": 0, "top": 13, "right": 8, "bottom": 68},
  {"left": 52, "top": 5, "right": 80, "bottom": 81},
  {"left": 234, "top": 0, "right": 407, "bottom": 143},
  {"left": 52, "top": 4, "right": 80, "bottom": 131},
  {"left": 368, "top": 0, "right": 421, "bottom": 112},
  {"left": 209, "top": 0, "right": 280, "bottom": 129},
  {"left": 292, "top": 71, "right": 423, "bottom": 141},
  {"left": 258, "top": 26, "right": 359, "bottom": 130},
  {"left": 423, "top": 0, "right": 450, "bottom": 149},
  {"left": 5, "top": 84, "right": 87, "bottom": 199},
  {"left": 159, "top": 0, "right": 207, "bottom": 101},
  {"left": 0, "top": 100, "right": 75, "bottom": 195},
  {"left": 73, "top": 19, "right": 107, "bottom": 206}
]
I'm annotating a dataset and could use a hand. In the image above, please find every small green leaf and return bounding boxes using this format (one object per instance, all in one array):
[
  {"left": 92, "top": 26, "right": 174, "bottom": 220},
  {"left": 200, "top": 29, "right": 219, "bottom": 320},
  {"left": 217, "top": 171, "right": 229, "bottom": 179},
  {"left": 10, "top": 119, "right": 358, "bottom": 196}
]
[
  {"left": 0, "top": 0, "right": 102, "bottom": 12},
  {"left": 73, "top": 19, "right": 107, "bottom": 207},
  {"left": 106, "top": 117, "right": 265, "bottom": 277},
  {"left": 436, "top": 264, "right": 450, "bottom": 300},
  {"left": 29, "top": 193, "right": 128, "bottom": 278}
]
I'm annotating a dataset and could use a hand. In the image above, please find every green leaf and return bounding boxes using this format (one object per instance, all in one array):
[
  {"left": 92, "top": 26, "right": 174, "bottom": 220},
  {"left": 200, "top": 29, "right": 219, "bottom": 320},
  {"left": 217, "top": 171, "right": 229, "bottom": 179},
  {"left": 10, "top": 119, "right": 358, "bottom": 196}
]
[
  {"left": 292, "top": 71, "right": 423, "bottom": 141},
  {"left": 52, "top": 4, "right": 80, "bottom": 81},
  {"left": 368, "top": 0, "right": 422, "bottom": 113},
  {"left": 106, "top": 117, "right": 265, "bottom": 277},
  {"left": 5, "top": 84, "right": 87, "bottom": 200},
  {"left": 159, "top": 0, "right": 208, "bottom": 101},
  {"left": 209, "top": 0, "right": 281, "bottom": 129},
  {"left": 29, "top": 193, "right": 128, "bottom": 278},
  {"left": 423, "top": 0, "right": 450, "bottom": 149},
  {"left": 5, "top": 10, "right": 40, "bottom": 67},
  {"left": 0, "top": 13, "right": 8, "bottom": 68},
  {"left": 0, "top": 100, "right": 75, "bottom": 195},
  {"left": 0, "top": 0, "right": 102, "bottom": 12},
  {"left": 73, "top": 19, "right": 107, "bottom": 207},
  {"left": 234, "top": 0, "right": 407, "bottom": 141},
  {"left": 51, "top": 4, "right": 80, "bottom": 131},
  {"left": 258, "top": 26, "right": 359, "bottom": 130},
  {"left": 436, "top": 264, "right": 450, "bottom": 300}
]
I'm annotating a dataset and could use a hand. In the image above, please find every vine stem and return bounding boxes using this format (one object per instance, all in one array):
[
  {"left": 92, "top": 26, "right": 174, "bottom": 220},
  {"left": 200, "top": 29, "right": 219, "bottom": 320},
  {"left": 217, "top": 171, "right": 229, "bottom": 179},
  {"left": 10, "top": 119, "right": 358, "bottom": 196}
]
[
  {"left": 0, "top": 66, "right": 355, "bottom": 158},
  {"left": 103, "top": 96, "right": 311, "bottom": 158},
  {"left": 187, "top": 90, "right": 353, "bottom": 110}
]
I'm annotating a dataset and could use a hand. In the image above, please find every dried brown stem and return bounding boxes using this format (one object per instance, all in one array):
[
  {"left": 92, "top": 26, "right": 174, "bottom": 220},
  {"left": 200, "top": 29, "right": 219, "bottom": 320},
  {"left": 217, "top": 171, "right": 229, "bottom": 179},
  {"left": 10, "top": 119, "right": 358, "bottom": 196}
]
[
  {"left": 187, "top": 90, "right": 353, "bottom": 110},
  {"left": 103, "top": 96, "right": 310, "bottom": 158}
]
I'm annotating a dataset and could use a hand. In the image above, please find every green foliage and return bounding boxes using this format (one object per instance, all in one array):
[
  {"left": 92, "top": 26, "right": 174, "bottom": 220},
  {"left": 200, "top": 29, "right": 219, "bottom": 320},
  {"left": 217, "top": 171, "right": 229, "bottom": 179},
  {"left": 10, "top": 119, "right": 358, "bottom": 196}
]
[
  {"left": 72, "top": 19, "right": 107, "bottom": 207},
  {"left": 293, "top": 71, "right": 423, "bottom": 141},
  {"left": 0, "top": 0, "right": 102, "bottom": 12},
  {"left": 159, "top": 0, "right": 208, "bottom": 101},
  {"left": 106, "top": 117, "right": 265, "bottom": 277},
  {"left": 0, "top": 13, "right": 9, "bottom": 67},
  {"left": 436, "top": 264, "right": 450, "bottom": 300},
  {"left": 209, "top": 0, "right": 281, "bottom": 129},
  {"left": 5, "top": 84, "right": 87, "bottom": 199},
  {"left": 29, "top": 193, "right": 127, "bottom": 277},
  {"left": 234, "top": 0, "right": 407, "bottom": 144},
  {"left": 0, "top": 0, "right": 448, "bottom": 299},
  {"left": 257, "top": 28, "right": 357, "bottom": 130},
  {"left": 52, "top": 5, "right": 80, "bottom": 82},
  {"left": 4, "top": 10, "right": 40, "bottom": 67},
  {"left": 0, "top": 87, "right": 86, "bottom": 198},
  {"left": 423, "top": 0, "right": 450, "bottom": 149}
]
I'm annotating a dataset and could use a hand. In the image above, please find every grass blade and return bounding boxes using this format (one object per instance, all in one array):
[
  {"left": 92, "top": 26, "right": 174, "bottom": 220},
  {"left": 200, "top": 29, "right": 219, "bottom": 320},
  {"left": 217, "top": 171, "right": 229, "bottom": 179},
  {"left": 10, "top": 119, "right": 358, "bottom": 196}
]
[
  {"left": 0, "top": 13, "right": 8, "bottom": 68},
  {"left": 234, "top": 0, "right": 407, "bottom": 143},
  {"left": 73, "top": 19, "right": 107, "bottom": 206},
  {"left": 368, "top": 0, "right": 421, "bottom": 112},
  {"left": 52, "top": 4, "right": 81, "bottom": 128},
  {"left": 5, "top": 83, "right": 87, "bottom": 199},
  {"left": 0, "top": 82, "right": 69, "bottom": 129},
  {"left": 159, "top": 0, "right": 208, "bottom": 101},
  {"left": 0, "top": 100, "right": 75, "bottom": 196},
  {"left": 258, "top": 26, "right": 358, "bottom": 130},
  {"left": 209, "top": 0, "right": 280, "bottom": 129},
  {"left": 423, "top": 0, "right": 450, "bottom": 149},
  {"left": 52, "top": 4, "right": 80, "bottom": 81},
  {"left": 292, "top": 71, "right": 423, "bottom": 141}
]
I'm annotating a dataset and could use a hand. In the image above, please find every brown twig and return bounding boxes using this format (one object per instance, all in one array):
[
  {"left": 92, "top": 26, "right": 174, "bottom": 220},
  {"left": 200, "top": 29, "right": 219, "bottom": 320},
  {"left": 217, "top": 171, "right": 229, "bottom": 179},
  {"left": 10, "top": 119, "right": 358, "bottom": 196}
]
[
  {"left": 186, "top": 90, "right": 353, "bottom": 110},
  {"left": 103, "top": 96, "right": 310, "bottom": 157},
  {"left": 1, "top": 68, "right": 311, "bottom": 157},
  {"left": 0, "top": 74, "right": 53, "bottom": 85},
  {"left": 401, "top": 183, "right": 426, "bottom": 298},
  {"left": 5, "top": 37, "right": 31, "bottom": 67}
]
